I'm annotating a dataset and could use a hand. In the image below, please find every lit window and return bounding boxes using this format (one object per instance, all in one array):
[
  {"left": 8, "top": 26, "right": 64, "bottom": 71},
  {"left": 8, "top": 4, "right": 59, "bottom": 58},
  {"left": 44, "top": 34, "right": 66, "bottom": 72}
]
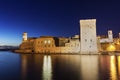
[
  {"left": 90, "top": 39, "right": 92, "bottom": 42},
  {"left": 48, "top": 40, "right": 51, "bottom": 44},
  {"left": 44, "top": 40, "right": 47, "bottom": 44},
  {"left": 107, "top": 44, "right": 116, "bottom": 51}
]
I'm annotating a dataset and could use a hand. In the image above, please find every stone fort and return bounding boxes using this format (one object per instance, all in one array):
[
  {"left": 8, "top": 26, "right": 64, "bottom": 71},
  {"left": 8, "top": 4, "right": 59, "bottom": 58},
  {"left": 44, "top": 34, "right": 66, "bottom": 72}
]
[{"left": 15, "top": 19, "right": 120, "bottom": 54}]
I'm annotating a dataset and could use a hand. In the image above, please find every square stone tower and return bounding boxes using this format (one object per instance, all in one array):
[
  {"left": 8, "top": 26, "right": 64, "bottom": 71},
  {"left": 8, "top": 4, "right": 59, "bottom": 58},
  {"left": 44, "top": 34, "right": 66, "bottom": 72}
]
[{"left": 80, "top": 19, "right": 98, "bottom": 53}]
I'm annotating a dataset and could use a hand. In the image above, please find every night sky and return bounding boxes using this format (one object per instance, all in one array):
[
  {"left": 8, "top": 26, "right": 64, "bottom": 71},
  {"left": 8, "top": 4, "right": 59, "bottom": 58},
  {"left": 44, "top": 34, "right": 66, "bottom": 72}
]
[{"left": 0, "top": 0, "right": 120, "bottom": 45}]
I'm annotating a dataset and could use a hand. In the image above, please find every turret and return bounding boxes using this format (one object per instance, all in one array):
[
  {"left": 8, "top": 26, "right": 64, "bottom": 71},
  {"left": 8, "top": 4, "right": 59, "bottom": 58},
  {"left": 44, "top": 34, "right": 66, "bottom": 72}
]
[
  {"left": 119, "top": 33, "right": 120, "bottom": 38},
  {"left": 23, "top": 32, "right": 27, "bottom": 41},
  {"left": 108, "top": 30, "right": 113, "bottom": 41}
]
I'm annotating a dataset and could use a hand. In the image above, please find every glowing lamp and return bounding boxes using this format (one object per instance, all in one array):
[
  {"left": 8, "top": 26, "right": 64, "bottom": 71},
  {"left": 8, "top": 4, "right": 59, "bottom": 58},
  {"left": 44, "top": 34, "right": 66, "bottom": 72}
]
[{"left": 107, "top": 44, "right": 116, "bottom": 51}]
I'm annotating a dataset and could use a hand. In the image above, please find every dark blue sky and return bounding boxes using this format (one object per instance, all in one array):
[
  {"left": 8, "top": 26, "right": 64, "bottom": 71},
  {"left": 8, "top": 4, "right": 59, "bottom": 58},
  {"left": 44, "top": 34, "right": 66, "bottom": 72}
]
[{"left": 0, "top": 0, "right": 120, "bottom": 45}]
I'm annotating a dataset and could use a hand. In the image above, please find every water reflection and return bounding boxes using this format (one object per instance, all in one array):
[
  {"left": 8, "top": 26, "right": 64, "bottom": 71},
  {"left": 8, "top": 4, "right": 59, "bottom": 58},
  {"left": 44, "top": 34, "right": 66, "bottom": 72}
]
[
  {"left": 0, "top": 52, "right": 20, "bottom": 80},
  {"left": 118, "top": 56, "right": 120, "bottom": 79},
  {"left": 2, "top": 51, "right": 120, "bottom": 80},
  {"left": 21, "top": 55, "right": 27, "bottom": 80},
  {"left": 51, "top": 55, "right": 81, "bottom": 80},
  {"left": 80, "top": 55, "right": 99, "bottom": 80},
  {"left": 21, "top": 54, "right": 43, "bottom": 80},
  {"left": 42, "top": 55, "right": 52, "bottom": 80},
  {"left": 20, "top": 54, "right": 120, "bottom": 80},
  {"left": 110, "top": 56, "right": 117, "bottom": 80}
]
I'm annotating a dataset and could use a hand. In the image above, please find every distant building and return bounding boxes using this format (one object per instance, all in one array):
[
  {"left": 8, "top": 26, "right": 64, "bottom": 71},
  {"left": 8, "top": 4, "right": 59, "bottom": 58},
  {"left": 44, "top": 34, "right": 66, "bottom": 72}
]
[
  {"left": 58, "top": 37, "right": 69, "bottom": 46},
  {"left": 100, "top": 30, "right": 113, "bottom": 43},
  {"left": 34, "top": 36, "right": 59, "bottom": 53},
  {"left": 65, "top": 35, "right": 80, "bottom": 48},
  {"left": 19, "top": 37, "right": 36, "bottom": 52},
  {"left": 17, "top": 33, "right": 80, "bottom": 53}
]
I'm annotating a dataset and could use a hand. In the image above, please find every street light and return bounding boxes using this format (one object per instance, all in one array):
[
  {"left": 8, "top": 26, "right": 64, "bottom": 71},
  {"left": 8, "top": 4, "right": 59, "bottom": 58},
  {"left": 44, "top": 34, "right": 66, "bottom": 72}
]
[{"left": 107, "top": 43, "right": 116, "bottom": 51}]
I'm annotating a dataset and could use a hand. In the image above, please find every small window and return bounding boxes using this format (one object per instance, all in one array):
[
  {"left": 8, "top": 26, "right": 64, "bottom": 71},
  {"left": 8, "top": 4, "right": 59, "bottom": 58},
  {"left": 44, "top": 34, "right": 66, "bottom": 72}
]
[
  {"left": 85, "top": 39, "right": 87, "bottom": 42},
  {"left": 48, "top": 40, "right": 51, "bottom": 44},
  {"left": 109, "top": 32, "right": 111, "bottom": 34},
  {"left": 48, "top": 45, "right": 50, "bottom": 47},
  {"left": 44, "top": 40, "right": 47, "bottom": 44},
  {"left": 90, "top": 39, "right": 92, "bottom": 42}
]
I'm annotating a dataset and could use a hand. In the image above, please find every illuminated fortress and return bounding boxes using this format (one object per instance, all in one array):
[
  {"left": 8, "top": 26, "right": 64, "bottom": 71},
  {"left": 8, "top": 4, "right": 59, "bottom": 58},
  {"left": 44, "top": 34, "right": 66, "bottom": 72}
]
[{"left": 15, "top": 19, "right": 120, "bottom": 54}]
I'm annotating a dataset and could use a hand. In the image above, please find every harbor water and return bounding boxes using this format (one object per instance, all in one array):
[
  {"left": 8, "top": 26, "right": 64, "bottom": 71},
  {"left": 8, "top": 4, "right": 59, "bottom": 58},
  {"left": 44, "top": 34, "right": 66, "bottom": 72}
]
[{"left": 0, "top": 51, "right": 120, "bottom": 80}]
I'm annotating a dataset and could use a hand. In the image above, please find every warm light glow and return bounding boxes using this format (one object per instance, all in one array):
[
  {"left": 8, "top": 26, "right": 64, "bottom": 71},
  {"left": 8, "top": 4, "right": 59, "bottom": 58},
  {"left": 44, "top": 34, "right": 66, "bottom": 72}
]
[
  {"left": 42, "top": 56, "right": 52, "bottom": 80},
  {"left": 80, "top": 56, "right": 98, "bottom": 80},
  {"left": 107, "top": 44, "right": 116, "bottom": 51},
  {"left": 110, "top": 56, "right": 117, "bottom": 80},
  {"left": 21, "top": 55, "right": 27, "bottom": 80},
  {"left": 116, "top": 42, "right": 120, "bottom": 45},
  {"left": 118, "top": 56, "right": 120, "bottom": 77},
  {"left": 48, "top": 40, "right": 51, "bottom": 44},
  {"left": 116, "top": 40, "right": 120, "bottom": 45},
  {"left": 44, "top": 40, "right": 47, "bottom": 44}
]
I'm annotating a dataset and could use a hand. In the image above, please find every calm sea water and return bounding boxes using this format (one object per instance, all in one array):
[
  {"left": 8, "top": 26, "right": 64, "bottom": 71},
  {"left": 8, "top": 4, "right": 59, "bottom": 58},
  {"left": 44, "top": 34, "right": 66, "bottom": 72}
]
[{"left": 0, "top": 51, "right": 120, "bottom": 80}]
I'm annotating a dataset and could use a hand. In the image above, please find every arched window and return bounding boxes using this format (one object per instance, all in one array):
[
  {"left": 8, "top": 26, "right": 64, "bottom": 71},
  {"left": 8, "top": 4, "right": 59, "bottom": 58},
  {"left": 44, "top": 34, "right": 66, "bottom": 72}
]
[
  {"left": 44, "top": 40, "right": 47, "bottom": 44},
  {"left": 48, "top": 40, "right": 51, "bottom": 44}
]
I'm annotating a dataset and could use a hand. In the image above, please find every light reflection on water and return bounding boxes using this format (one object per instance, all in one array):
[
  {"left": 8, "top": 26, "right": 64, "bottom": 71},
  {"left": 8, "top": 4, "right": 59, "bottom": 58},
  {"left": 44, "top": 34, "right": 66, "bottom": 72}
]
[
  {"left": 110, "top": 56, "right": 117, "bottom": 80},
  {"left": 80, "top": 55, "right": 99, "bottom": 80},
  {"left": 21, "top": 55, "right": 27, "bottom": 80},
  {"left": 0, "top": 52, "right": 120, "bottom": 80},
  {"left": 118, "top": 56, "right": 120, "bottom": 79},
  {"left": 42, "top": 56, "right": 52, "bottom": 80}
]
